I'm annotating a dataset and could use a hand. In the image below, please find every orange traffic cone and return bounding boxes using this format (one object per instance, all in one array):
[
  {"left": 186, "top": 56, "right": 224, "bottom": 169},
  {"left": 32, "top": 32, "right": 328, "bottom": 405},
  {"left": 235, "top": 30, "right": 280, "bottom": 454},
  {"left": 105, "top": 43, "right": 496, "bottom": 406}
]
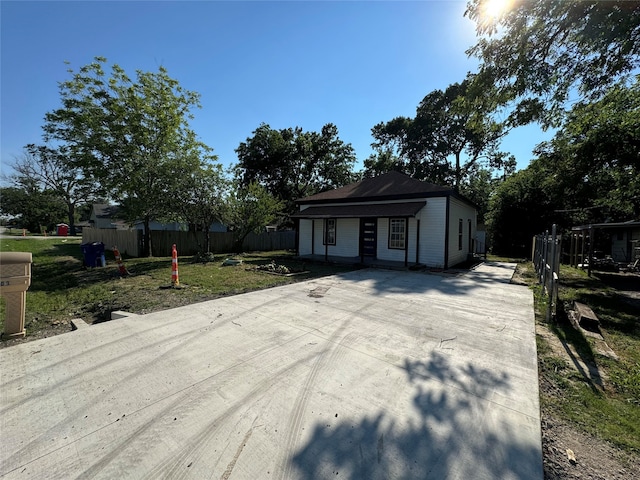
[
  {"left": 171, "top": 244, "right": 179, "bottom": 286},
  {"left": 113, "top": 246, "right": 129, "bottom": 276}
]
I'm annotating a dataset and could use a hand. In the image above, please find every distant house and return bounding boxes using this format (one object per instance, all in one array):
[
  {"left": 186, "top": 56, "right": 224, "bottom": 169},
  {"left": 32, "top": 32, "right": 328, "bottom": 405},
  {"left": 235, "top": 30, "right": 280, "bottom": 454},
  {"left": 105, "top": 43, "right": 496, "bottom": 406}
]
[
  {"left": 89, "top": 204, "right": 128, "bottom": 230},
  {"left": 572, "top": 220, "right": 640, "bottom": 264},
  {"left": 88, "top": 204, "right": 226, "bottom": 233},
  {"left": 292, "top": 171, "right": 477, "bottom": 269}
]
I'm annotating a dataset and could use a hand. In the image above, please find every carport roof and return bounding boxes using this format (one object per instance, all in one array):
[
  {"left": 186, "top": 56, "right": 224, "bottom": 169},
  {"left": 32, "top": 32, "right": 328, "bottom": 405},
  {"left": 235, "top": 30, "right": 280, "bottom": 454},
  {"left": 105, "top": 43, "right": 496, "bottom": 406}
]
[{"left": 291, "top": 201, "right": 427, "bottom": 219}]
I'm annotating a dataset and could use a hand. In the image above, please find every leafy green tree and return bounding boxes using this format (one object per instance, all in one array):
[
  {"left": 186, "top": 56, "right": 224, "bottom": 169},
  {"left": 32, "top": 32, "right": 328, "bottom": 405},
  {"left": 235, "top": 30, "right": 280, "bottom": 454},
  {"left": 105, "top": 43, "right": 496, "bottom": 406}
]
[
  {"left": 223, "top": 182, "right": 283, "bottom": 252},
  {"left": 0, "top": 183, "right": 67, "bottom": 233},
  {"left": 486, "top": 77, "right": 640, "bottom": 255},
  {"left": 174, "top": 163, "right": 228, "bottom": 254},
  {"left": 43, "top": 57, "right": 210, "bottom": 256},
  {"left": 10, "top": 144, "right": 104, "bottom": 235},
  {"left": 466, "top": 0, "right": 640, "bottom": 127},
  {"left": 485, "top": 161, "right": 560, "bottom": 257},
  {"left": 532, "top": 78, "right": 640, "bottom": 223},
  {"left": 369, "top": 77, "right": 510, "bottom": 189},
  {"left": 235, "top": 123, "right": 356, "bottom": 219}
]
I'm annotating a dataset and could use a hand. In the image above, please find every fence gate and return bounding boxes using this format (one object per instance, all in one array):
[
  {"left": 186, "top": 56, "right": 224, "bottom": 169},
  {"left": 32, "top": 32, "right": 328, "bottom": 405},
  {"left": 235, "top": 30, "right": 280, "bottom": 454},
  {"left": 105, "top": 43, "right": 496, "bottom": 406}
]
[{"left": 532, "top": 224, "right": 562, "bottom": 321}]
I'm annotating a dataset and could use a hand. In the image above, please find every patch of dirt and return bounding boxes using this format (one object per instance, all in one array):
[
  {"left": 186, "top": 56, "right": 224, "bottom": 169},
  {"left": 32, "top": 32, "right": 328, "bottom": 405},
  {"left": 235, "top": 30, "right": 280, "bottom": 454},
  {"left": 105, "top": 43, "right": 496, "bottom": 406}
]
[
  {"left": 536, "top": 322, "right": 640, "bottom": 479},
  {"left": 0, "top": 320, "right": 74, "bottom": 349},
  {"left": 541, "top": 411, "right": 640, "bottom": 480},
  {"left": 511, "top": 262, "right": 532, "bottom": 286}
]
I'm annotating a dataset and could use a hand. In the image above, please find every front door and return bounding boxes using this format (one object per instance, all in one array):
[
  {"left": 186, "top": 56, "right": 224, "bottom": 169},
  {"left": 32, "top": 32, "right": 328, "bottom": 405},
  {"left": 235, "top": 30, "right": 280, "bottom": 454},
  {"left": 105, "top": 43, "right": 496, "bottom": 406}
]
[{"left": 360, "top": 218, "right": 377, "bottom": 258}]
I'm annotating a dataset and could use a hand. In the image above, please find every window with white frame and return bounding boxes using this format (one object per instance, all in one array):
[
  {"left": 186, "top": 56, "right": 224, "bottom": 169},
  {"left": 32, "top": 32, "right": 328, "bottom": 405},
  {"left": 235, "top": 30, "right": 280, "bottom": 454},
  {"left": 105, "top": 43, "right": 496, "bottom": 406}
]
[
  {"left": 324, "top": 218, "right": 336, "bottom": 245},
  {"left": 389, "top": 218, "right": 406, "bottom": 249}
]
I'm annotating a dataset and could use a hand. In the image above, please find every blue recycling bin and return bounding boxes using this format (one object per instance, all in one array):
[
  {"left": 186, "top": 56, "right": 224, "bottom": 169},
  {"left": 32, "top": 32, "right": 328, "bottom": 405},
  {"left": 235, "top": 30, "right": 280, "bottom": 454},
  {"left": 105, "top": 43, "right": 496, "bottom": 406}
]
[{"left": 81, "top": 242, "right": 106, "bottom": 268}]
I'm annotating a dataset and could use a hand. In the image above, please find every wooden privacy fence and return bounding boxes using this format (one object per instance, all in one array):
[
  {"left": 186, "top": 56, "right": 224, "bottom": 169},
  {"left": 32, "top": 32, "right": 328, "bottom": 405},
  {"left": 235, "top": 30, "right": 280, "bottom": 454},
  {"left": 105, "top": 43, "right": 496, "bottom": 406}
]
[
  {"left": 150, "top": 230, "right": 295, "bottom": 256},
  {"left": 532, "top": 224, "right": 562, "bottom": 321},
  {"left": 81, "top": 228, "right": 142, "bottom": 257},
  {"left": 82, "top": 228, "right": 295, "bottom": 257}
]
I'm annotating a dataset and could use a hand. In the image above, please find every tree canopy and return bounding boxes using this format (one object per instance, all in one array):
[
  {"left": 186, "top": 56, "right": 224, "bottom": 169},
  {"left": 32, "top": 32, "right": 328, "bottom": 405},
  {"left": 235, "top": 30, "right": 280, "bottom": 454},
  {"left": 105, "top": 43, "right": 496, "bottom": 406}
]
[
  {"left": 466, "top": 0, "right": 640, "bottom": 127},
  {"left": 487, "top": 77, "right": 640, "bottom": 255},
  {"left": 173, "top": 163, "right": 227, "bottom": 254},
  {"left": 0, "top": 183, "right": 67, "bottom": 233},
  {"left": 223, "top": 182, "right": 283, "bottom": 252},
  {"left": 10, "top": 144, "right": 104, "bottom": 235},
  {"left": 235, "top": 123, "right": 356, "bottom": 220},
  {"left": 43, "top": 57, "right": 213, "bottom": 255},
  {"left": 367, "top": 77, "right": 513, "bottom": 196}
]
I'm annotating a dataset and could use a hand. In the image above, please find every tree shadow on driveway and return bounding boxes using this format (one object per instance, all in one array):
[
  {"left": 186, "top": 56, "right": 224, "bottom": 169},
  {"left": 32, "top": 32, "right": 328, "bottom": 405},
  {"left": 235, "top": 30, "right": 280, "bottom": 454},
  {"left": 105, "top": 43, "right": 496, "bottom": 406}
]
[{"left": 291, "top": 351, "right": 541, "bottom": 479}]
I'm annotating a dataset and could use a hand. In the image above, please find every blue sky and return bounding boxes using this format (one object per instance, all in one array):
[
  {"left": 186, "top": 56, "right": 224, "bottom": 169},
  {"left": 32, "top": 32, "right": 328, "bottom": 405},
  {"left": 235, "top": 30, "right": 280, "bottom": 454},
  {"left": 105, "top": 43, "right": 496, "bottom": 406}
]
[{"left": 1, "top": 0, "right": 553, "bottom": 178}]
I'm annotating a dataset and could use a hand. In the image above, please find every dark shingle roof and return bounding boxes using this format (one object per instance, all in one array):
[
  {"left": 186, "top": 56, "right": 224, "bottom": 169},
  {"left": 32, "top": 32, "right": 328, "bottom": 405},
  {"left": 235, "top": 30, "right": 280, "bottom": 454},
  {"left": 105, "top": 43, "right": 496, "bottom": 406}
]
[
  {"left": 297, "top": 171, "right": 453, "bottom": 205},
  {"left": 291, "top": 201, "right": 427, "bottom": 219}
]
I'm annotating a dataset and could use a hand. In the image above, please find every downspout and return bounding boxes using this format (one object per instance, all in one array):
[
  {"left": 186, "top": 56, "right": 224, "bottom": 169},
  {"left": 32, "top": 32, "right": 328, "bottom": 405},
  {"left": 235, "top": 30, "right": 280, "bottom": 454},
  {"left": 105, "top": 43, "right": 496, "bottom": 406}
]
[{"left": 444, "top": 196, "right": 450, "bottom": 270}]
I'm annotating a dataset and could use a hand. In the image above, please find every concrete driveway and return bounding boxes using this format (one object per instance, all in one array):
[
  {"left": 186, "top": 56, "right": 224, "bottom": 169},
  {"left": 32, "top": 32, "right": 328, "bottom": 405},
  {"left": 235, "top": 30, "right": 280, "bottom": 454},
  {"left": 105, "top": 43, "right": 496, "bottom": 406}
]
[{"left": 0, "top": 262, "right": 542, "bottom": 479}]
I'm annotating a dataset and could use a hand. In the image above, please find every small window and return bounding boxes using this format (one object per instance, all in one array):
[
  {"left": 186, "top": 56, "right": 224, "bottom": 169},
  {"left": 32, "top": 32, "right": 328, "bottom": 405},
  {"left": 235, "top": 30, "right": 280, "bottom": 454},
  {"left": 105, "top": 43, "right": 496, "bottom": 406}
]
[
  {"left": 389, "top": 218, "right": 406, "bottom": 249},
  {"left": 458, "top": 219, "right": 463, "bottom": 251},
  {"left": 324, "top": 218, "right": 336, "bottom": 245}
]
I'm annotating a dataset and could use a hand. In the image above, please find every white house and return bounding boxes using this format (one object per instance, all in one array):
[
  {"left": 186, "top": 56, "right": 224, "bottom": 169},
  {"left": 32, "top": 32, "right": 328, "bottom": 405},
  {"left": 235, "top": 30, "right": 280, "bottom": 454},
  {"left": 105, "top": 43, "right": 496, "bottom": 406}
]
[{"left": 292, "top": 171, "right": 478, "bottom": 269}]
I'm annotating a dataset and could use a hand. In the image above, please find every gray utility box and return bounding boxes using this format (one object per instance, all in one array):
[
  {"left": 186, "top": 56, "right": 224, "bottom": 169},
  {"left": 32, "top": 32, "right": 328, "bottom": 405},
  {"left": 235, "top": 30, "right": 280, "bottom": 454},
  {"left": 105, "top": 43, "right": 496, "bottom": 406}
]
[{"left": 0, "top": 252, "right": 33, "bottom": 339}]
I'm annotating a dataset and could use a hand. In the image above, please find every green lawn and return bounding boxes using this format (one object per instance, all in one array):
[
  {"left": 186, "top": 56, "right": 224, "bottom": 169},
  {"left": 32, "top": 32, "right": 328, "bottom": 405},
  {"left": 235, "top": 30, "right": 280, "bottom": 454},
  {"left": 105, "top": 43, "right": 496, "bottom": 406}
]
[
  {"left": 1, "top": 237, "right": 357, "bottom": 338},
  {"left": 521, "top": 262, "right": 640, "bottom": 455}
]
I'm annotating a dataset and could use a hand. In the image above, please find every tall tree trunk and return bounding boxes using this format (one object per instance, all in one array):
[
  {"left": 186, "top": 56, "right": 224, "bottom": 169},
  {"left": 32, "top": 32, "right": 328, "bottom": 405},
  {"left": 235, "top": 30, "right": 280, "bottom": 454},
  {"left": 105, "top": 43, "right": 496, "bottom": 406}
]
[
  {"left": 67, "top": 202, "right": 76, "bottom": 236},
  {"left": 204, "top": 227, "right": 211, "bottom": 253},
  {"left": 144, "top": 216, "right": 152, "bottom": 257}
]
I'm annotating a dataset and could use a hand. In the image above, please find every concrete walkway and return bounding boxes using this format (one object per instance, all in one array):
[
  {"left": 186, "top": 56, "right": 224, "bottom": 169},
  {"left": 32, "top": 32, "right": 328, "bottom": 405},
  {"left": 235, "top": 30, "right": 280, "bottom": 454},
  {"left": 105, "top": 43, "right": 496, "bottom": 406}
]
[{"left": 0, "top": 262, "right": 542, "bottom": 479}]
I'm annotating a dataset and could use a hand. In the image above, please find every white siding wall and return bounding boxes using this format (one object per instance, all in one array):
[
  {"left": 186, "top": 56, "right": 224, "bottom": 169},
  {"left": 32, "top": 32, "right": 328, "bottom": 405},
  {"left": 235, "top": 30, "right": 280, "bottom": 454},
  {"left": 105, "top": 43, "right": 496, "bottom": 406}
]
[
  {"left": 416, "top": 197, "right": 447, "bottom": 268},
  {"left": 298, "top": 219, "right": 313, "bottom": 255},
  {"left": 447, "top": 197, "right": 477, "bottom": 267},
  {"left": 307, "top": 218, "right": 359, "bottom": 257},
  {"left": 313, "top": 220, "right": 324, "bottom": 254},
  {"left": 331, "top": 218, "right": 360, "bottom": 257},
  {"left": 377, "top": 219, "right": 402, "bottom": 262}
]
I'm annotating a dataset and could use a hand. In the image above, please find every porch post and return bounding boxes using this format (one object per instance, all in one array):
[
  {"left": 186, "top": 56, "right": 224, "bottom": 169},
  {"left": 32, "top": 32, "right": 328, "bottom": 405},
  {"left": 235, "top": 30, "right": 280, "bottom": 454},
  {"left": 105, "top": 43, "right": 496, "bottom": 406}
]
[
  {"left": 324, "top": 219, "right": 328, "bottom": 262},
  {"left": 416, "top": 219, "right": 420, "bottom": 265},
  {"left": 404, "top": 216, "right": 409, "bottom": 267}
]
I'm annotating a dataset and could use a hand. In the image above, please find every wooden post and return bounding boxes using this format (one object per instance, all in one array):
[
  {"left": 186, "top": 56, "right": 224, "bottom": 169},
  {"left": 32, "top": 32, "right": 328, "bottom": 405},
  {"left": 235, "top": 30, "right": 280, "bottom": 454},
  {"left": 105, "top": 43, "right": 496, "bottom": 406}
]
[
  {"left": 404, "top": 217, "right": 409, "bottom": 267},
  {"left": 416, "top": 219, "right": 420, "bottom": 265},
  {"left": 569, "top": 232, "right": 575, "bottom": 267},
  {"left": 588, "top": 225, "right": 594, "bottom": 277},
  {"left": 311, "top": 220, "right": 315, "bottom": 255},
  {"left": 547, "top": 224, "right": 557, "bottom": 322},
  {"left": 324, "top": 219, "right": 328, "bottom": 262}
]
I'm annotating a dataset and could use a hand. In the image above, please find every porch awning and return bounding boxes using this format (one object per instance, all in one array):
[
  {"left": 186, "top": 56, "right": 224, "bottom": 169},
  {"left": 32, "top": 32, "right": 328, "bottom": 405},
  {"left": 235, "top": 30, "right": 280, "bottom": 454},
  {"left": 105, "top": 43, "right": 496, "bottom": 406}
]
[{"left": 291, "top": 201, "right": 426, "bottom": 219}]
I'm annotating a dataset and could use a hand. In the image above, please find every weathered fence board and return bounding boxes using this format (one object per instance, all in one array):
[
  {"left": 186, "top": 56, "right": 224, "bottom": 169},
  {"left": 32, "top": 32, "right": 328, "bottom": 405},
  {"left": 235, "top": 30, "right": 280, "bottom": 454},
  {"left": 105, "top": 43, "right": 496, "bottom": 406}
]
[
  {"left": 532, "top": 224, "right": 561, "bottom": 321},
  {"left": 83, "top": 229, "right": 295, "bottom": 257},
  {"left": 81, "top": 228, "right": 141, "bottom": 257}
]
